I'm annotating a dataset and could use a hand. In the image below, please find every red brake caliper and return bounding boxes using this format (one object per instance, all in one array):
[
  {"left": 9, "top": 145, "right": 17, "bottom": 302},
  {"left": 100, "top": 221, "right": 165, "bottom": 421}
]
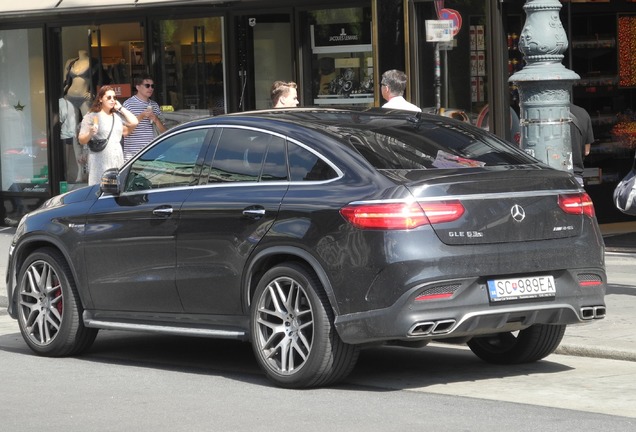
[{"left": 55, "top": 288, "right": 63, "bottom": 314}]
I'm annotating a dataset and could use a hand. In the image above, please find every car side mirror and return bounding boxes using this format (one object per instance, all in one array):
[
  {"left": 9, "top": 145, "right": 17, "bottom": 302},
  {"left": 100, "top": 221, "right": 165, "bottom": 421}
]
[{"left": 100, "top": 168, "right": 121, "bottom": 195}]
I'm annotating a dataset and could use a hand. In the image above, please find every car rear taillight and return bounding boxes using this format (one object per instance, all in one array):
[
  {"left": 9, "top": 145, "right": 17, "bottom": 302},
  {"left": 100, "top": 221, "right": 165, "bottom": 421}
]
[
  {"left": 340, "top": 201, "right": 465, "bottom": 230},
  {"left": 558, "top": 193, "right": 595, "bottom": 218}
]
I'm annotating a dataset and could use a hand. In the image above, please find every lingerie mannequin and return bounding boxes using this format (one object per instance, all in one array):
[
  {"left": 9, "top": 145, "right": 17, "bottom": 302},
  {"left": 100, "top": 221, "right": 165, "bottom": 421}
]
[
  {"left": 63, "top": 50, "right": 93, "bottom": 116},
  {"left": 62, "top": 50, "right": 98, "bottom": 182}
]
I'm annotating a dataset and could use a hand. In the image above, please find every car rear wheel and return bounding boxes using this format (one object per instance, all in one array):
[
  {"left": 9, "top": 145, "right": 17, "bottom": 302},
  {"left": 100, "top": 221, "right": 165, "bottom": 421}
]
[
  {"left": 250, "top": 263, "right": 359, "bottom": 388},
  {"left": 16, "top": 247, "right": 97, "bottom": 356},
  {"left": 467, "top": 324, "right": 566, "bottom": 364}
]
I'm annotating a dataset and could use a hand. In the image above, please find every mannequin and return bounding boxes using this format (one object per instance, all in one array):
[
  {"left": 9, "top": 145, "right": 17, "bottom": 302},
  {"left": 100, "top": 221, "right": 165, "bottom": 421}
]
[
  {"left": 59, "top": 97, "right": 85, "bottom": 183},
  {"left": 63, "top": 50, "right": 94, "bottom": 116},
  {"left": 62, "top": 49, "right": 103, "bottom": 182}
]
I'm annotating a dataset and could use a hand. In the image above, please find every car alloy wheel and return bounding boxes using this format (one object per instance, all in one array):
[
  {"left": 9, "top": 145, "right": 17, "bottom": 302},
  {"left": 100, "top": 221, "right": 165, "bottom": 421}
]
[
  {"left": 254, "top": 274, "right": 314, "bottom": 375},
  {"left": 251, "top": 263, "right": 358, "bottom": 388},
  {"left": 17, "top": 248, "right": 97, "bottom": 356}
]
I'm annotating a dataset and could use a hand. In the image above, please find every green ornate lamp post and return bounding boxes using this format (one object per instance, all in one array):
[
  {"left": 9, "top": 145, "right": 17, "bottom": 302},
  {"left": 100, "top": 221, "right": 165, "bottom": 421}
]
[{"left": 510, "top": 0, "right": 579, "bottom": 172}]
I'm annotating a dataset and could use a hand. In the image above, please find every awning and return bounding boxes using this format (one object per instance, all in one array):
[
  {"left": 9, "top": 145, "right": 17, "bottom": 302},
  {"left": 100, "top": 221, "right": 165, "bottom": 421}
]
[{"left": 0, "top": 0, "right": 240, "bottom": 16}]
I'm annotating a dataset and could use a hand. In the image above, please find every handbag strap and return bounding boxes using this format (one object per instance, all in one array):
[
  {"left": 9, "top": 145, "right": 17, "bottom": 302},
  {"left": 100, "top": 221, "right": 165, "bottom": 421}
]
[{"left": 104, "top": 113, "right": 115, "bottom": 141}]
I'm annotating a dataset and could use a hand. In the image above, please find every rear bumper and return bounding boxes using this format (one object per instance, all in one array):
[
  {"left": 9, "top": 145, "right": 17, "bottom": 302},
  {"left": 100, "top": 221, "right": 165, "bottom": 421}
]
[{"left": 334, "top": 268, "right": 606, "bottom": 345}]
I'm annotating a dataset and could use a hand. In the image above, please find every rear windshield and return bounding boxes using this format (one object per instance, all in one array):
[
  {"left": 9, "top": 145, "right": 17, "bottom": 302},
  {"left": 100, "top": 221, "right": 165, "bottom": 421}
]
[{"left": 340, "top": 120, "right": 535, "bottom": 170}]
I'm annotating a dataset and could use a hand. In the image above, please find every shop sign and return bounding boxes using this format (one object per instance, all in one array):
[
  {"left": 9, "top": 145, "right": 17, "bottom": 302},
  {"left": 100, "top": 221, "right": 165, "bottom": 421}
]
[
  {"left": 311, "top": 24, "right": 371, "bottom": 50},
  {"left": 97, "top": 84, "right": 131, "bottom": 98},
  {"left": 426, "top": 20, "right": 454, "bottom": 42},
  {"left": 111, "top": 84, "right": 131, "bottom": 98}
]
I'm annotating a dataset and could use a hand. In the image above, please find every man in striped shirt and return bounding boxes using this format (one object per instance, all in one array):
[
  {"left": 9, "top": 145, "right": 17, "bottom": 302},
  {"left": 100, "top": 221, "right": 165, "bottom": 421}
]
[{"left": 123, "top": 74, "right": 167, "bottom": 161}]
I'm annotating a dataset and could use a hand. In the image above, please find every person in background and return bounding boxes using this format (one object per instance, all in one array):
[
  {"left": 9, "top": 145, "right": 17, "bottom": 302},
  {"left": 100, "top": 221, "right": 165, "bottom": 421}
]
[
  {"left": 380, "top": 69, "right": 421, "bottom": 113},
  {"left": 570, "top": 103, "right": 595, "bottom": 187},
  {"left": 59, "top": 96, "right": 85, "bottom": 183},
  {"left": 271, "top": 81, "right": 299, "bottom": 108},
  {"left": 123, "top": 74, "right": 167, "bottom": 161},
  {"left": 78, "top": 86, "right": 138, "bottom": 185}
]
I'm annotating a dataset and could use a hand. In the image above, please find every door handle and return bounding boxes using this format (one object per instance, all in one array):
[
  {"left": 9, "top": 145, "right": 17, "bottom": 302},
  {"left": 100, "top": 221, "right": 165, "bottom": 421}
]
[
  {"left": 243, "top": 207, "right": 266, "bottom": 219},
  {"left": 153, "top": 206, "right": 174, "bottom": 217}
]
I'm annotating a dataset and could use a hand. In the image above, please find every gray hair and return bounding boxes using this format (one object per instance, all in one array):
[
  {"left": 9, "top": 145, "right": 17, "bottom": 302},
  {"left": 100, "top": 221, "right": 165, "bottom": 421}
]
[{"left": 381, "top": 70, "right": 408, "bottom": 96}]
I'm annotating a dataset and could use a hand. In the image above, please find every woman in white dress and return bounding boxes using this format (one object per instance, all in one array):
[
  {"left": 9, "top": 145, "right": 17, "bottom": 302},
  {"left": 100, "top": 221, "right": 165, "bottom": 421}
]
[{"left": 78, "top": 86, "right": 138, "bottom": 186}]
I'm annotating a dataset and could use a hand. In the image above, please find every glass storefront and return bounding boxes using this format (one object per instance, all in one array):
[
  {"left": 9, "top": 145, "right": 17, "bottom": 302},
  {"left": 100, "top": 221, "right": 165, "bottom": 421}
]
[
  {"left": 154, "top": 17, "right": 226, "bottom": 115},
  {"left": 2, "top": 1, "right": 636, "bottom": 225},
  {"left": 0, "top": 28, "right": 47, "bottom": 222},
  {"left": 60, "top": 24, "right": 148, "bottom": 185},
  {"left": 302, "top": 7, "right": 375, "bottom": 109},
  {"left": 413, "top": 1, "right": 523, "bottom": 136},
  {"left": 56, "top": 18, "right": 226, "bottom": 190}
]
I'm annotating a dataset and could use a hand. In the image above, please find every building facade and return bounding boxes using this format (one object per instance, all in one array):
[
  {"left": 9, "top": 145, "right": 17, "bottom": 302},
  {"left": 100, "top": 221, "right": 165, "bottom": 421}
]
[{"left": 0, "top": 0, "right": 634, "bottom": 224}]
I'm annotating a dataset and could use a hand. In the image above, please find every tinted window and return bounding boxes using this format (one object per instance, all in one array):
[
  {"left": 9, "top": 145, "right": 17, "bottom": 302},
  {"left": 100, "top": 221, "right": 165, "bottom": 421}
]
[
  {"left": 261, "top": 136, "right": 288, "bottom": 181},
  {"left": 288, "top": 143, "right": 337, "bottom": 182},
  {"left": 209, "top": 128, "right": 269, "bottom": 183},
  {"left": 343, "top": 121, "right": 534, "bottom": 170},
  {"left": 125, "top": 129, "right": 208, "bottom": 192}
]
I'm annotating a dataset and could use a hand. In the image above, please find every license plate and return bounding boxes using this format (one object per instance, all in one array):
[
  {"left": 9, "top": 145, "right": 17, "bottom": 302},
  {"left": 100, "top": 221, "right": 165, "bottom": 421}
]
[{"left": 487, "top": 275, "right": 556, "bottom": 302}]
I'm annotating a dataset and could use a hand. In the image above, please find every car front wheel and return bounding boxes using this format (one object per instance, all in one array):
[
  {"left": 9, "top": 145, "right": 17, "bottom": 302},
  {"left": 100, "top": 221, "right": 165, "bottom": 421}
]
[
  {"left": 467, "top": 324, "right": 566, "bottom": 364},
  {"left": 250, "top": 263, "right": 359, "bottom": 388},
  {"left": 16, "top": 247, "right": 97, "bottom": 356}
]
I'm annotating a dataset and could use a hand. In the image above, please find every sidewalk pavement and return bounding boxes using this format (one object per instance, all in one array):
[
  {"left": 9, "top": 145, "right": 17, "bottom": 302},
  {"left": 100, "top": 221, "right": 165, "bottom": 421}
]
[{"left": 1, "top": 225, "right": 635, "bottom": 362}]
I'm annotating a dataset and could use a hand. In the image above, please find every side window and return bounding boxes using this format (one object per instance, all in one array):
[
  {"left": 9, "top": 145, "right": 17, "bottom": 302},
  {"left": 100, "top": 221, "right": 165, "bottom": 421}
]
[
  {"left": 288, "top": 142, "right": 338, "bottom": 182},
  {"left": 124, "top": 129, "right": 209, "bottom": 192},
  {"left": 261, "top": 136, "right": 288, "bottom": 181},
  {"left": 209, "top": 128, "right": 269, "bottom": 183}
]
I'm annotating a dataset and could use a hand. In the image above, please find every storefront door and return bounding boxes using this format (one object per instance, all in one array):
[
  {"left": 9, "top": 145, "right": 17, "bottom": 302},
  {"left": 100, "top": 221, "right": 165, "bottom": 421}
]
[
  {"left": 59, "top": 23, "right": 146, "bottom": 186},
  {"left": 235, "top": 14, "right": 294, "bottom": 111}
]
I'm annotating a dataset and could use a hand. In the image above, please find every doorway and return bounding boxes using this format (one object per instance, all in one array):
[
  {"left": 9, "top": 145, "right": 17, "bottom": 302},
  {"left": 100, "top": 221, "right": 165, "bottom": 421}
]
[{"left": 235, "top": 14, "right": 294, "bottom": 111}]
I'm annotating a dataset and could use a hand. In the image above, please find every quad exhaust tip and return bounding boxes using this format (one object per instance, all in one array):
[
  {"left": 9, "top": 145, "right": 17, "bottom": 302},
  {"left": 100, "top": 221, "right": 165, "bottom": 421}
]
[
  {"left": 408, "top": 319, "right": 456, "bottom": 336},
  {"left": 580, "top": 306, "right": 606, "bottom": 320}
]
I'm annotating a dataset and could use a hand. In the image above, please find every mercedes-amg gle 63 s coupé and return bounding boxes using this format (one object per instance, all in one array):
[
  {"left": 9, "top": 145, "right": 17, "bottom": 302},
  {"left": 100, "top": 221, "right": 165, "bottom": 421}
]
[{"left": 5, "top": 108, "right": 606, "bottom": 388}]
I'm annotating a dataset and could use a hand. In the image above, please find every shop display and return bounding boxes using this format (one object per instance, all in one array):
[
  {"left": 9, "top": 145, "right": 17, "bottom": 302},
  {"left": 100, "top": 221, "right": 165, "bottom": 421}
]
[{"left": 310, "top": 24, "right": 374, "bottom": 106}]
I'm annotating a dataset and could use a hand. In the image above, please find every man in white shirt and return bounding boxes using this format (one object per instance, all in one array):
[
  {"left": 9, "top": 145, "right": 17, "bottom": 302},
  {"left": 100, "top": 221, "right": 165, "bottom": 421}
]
[{"left": 380, "top": 69, "right": 421, "bottom": 113}]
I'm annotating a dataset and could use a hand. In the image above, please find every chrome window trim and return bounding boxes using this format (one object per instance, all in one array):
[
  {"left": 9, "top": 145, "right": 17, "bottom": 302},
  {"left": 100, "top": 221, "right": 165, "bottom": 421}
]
[{"left": 101, "top": 123, "right": 344, "bottom": 199}]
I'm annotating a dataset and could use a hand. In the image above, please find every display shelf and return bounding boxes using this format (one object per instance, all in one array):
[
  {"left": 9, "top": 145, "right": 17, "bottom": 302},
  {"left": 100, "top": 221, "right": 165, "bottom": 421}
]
[
  {"left": 313, "top": 95, "right": 373, "bottom": 105},
  {"left": 571, "top": 37, "right": 615, "bottom": 49}
]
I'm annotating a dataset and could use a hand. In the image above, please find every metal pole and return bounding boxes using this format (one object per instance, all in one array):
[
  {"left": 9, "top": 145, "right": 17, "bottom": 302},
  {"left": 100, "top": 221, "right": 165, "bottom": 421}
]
[
  {"left": 443, "top": 48, "right": 448, "bottom": 108},
  {"left": 434, "top": 42, "right": 441, "bottom": 112}
]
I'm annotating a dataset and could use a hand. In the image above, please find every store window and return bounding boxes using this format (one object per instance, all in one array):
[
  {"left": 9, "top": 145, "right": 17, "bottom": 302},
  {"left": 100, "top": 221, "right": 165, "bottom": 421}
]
[
  {"left": 302, "top": 7, "right": 374, "bottom": 108},
  {"left": 154, "top": 17, "right": 226, "bottom": 118},
  {"left": 60, "top": 23, "right": 146, "bottom": 186},
  {"left": 0, "top": 28, "right": 47, "bottom": 220}
]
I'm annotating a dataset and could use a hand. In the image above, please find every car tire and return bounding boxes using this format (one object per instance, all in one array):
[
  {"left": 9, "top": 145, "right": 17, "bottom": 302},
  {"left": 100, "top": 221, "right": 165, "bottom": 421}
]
[
  {"left": 467, "top": 324, "right": 566, "bottom": 364},
  {"left": 16, "top": 247, "right": 97, "bottom": 357},
  {"left": 250, "top": 262, "right": 359, "bottom": 388}
]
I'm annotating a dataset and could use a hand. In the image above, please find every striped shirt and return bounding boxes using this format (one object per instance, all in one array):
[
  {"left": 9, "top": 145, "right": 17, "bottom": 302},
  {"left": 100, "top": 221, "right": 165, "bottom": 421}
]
[{"left": 122, "top": 95, "right": 165, "bottom": 161}]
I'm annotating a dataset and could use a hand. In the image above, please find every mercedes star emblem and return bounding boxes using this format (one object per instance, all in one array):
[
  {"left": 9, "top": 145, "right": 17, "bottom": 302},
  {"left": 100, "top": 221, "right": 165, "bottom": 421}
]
[{"left": 511, "top": 204, "right": 526, "bottom": 222}]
